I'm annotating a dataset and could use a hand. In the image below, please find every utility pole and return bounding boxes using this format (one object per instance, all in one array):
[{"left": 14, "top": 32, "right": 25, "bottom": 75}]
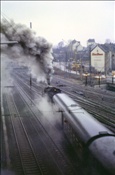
[
  {"left": 30, "top": 22, "right": 32, "bottom": 29},
  {"left": 30, "top": 22, "right": 32, "bottom": 88},
  {"left": 30, "top": 22, "right": 32, "bottom": 105},
  {"left": 62, "top": 39, "right": 69, "bottom": 78},
  {"left": 89, "top": 46, "right": 92, "bottom": 86},
  {"left": 85, "top": 73, "right": 88, "bottom": 86},
  {"left": 98, "top": 71, "right": 101, "bottom": 87},
  {"left": 80, "top": 53, "right": 83, "bottom": 81}
]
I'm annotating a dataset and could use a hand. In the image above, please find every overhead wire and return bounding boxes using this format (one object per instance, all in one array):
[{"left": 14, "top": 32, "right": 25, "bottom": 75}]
[
  {"left": 1, "top": 11, "right": 18, "bottom": 41},
  {"left": 1, "top": 11, "right": 13, "bottom": 23}
]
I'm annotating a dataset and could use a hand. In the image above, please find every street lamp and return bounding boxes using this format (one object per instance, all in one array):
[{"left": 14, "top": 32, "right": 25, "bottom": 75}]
[
  {"left": 112, "top": 54, "right": 115, "bottom": 84},
  {"left": 98, "top": 71, "right": 101, "bottom": 87},
  {"left": 84, "top": 72, "right": 88, "bottom": 86},
  {"left": 98, "top": 76, "right": 101, "bottom": 87},
  {"left": 112, "top": 75, "right": 114, "bottom": 84},
  {"left": 95, "top": 72, "right": 101, "bottom": 87},
  {"left": 112, "top": 54, "right": 114, "bottom": 71},
  {"left": 112, "top": 73, "right": 115, "bottom": 84}
]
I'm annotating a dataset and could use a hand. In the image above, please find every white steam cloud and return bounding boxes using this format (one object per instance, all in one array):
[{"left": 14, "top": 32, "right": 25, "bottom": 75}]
[
  {"left": 34, "top": 96, "right": 61, "bottom": 124},
  {"left": 1, "top": 54, "right": 14, "bottom": 87},
  {"left": 1, "top": 19, "right": 54, "bottom": 84},
  {"left": 1, "top": 19, "right": 59, "bottom": 124}
]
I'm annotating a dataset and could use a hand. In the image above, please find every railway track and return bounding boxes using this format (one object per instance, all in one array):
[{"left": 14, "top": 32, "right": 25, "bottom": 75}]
[
  {"left": 13, "top": 76, "right": 114, "bottom": 175},
  {"left": 13, "top": 80, "right": 84, "bottom": 175},
  {"left": 13, "top": 71, "right": 115, "bottom": 133},
  {"left": 15, "top": 72, "right": 115, "bottom": 114},
  {"left": 2, "top": 73, "right": 83, "bottom": 174},
  {"left": 52, "top": 76, "right": 115, "bottom": 107},
  {"left": 60, "top": 89, "right": 115, "bottom": 133},
  {"left": 2, "top": 67, "right": 114, "bottom": 175},
  {"left": 5, "top": 93, "right": 45, "bottom": 175}
]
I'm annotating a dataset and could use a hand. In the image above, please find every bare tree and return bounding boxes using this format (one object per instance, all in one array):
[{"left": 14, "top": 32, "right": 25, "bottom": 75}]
[{"left": 105, "top": 39, "right": 111, "bottom": 44}]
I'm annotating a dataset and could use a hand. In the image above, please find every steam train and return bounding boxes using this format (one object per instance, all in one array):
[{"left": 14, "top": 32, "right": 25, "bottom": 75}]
[{"left": 44, "top": 86, "right": 115, "bottom": 175}]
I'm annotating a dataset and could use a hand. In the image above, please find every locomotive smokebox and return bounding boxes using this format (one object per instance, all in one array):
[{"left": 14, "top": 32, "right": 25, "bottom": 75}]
[{"left": 44, "top": 86, "right": 61, "bottom": 100}]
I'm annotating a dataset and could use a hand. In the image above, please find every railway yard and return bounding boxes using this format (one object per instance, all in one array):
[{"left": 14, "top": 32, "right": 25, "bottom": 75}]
[{"left": 1, "top": 66, "right": 115, "bottom": 175}]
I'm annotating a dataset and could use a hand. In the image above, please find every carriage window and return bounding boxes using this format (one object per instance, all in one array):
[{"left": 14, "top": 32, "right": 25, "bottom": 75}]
[{"left": 70, "top": 104, "right": 77, "bottom": 107}]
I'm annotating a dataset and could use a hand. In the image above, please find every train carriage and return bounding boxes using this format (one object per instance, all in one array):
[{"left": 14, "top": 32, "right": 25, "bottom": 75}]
[{"left": 44, "top": 86, "right": 115, "bottom": 175}]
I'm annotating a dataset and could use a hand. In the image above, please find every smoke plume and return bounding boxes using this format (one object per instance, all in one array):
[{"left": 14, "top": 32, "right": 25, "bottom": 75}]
[
  {"left": 1, "top": 19, "right": 54, "bottom": 84},
  {"left": 34, "top": 96, "right": 61, "bottom": 124},
  {"left": 1, "top": 19, "right": 61, "bottom": 126}
]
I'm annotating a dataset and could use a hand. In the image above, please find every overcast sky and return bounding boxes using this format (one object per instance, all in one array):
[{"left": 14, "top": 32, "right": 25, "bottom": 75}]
[{"left": 1, "top": 1, "right": 115, "bottom": 47}]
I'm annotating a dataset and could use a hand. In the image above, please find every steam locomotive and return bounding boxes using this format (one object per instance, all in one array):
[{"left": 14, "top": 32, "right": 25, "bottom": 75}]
[{"left": 44, "top": 86, "right": 115, "bottom": 175}]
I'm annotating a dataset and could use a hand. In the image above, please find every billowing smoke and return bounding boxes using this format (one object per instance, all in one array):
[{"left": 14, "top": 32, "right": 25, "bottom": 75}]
[
  {"left": 1, "top": 34, "right": 15, "bottom": 94},
  {"left": 1, "top": 54, "right": 14, "bottom": 87},
  {"left": 1, "top": 19, "right": 54, "bottom": 84},
  {"left": 1, "top": 19, "right": 59, "bottom": 124},
  {"left": 34, "top": 96, "right": 61, "bottom": 124}
]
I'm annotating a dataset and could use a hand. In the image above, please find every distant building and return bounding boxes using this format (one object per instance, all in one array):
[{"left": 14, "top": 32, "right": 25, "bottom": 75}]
[
  {"left": 72, "top": 40, "right": 83, "bottom": 52},
  {"left": 64, "top": 39, "right": 84, "bottom": 61},
  {"left": 104, "top": 43, "right": 115, "bottom": 71},
  {"left": 87, "top": 39, "right": 95, "bottom": 47},
  {"left": 91, "top": 43, "right": 115, "bottom": 75}
]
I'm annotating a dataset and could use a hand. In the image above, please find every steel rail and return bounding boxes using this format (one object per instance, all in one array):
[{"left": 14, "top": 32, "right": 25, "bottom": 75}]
[{"left": 5, "top": 93, "right": 44, "bottom": 175}]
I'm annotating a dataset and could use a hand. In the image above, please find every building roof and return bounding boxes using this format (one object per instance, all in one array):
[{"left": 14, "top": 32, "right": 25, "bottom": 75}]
[
  {"left": 90, "top": 44, "right": 109, "bottom": 53},
  {"left": 99, "top": 44, "right": 110, "bottom": 53},
  {"left": 104, "top": 43, "right": 115, "bottom": 52},
  {"left": 71, "top": 39, "right": 77, "bottom": 44},
  {"left": 87, "top": 39, "right": 95, "bottom": 42},
  {"left": 92, "top": 43, "right": 115, "bottom": 53}
]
